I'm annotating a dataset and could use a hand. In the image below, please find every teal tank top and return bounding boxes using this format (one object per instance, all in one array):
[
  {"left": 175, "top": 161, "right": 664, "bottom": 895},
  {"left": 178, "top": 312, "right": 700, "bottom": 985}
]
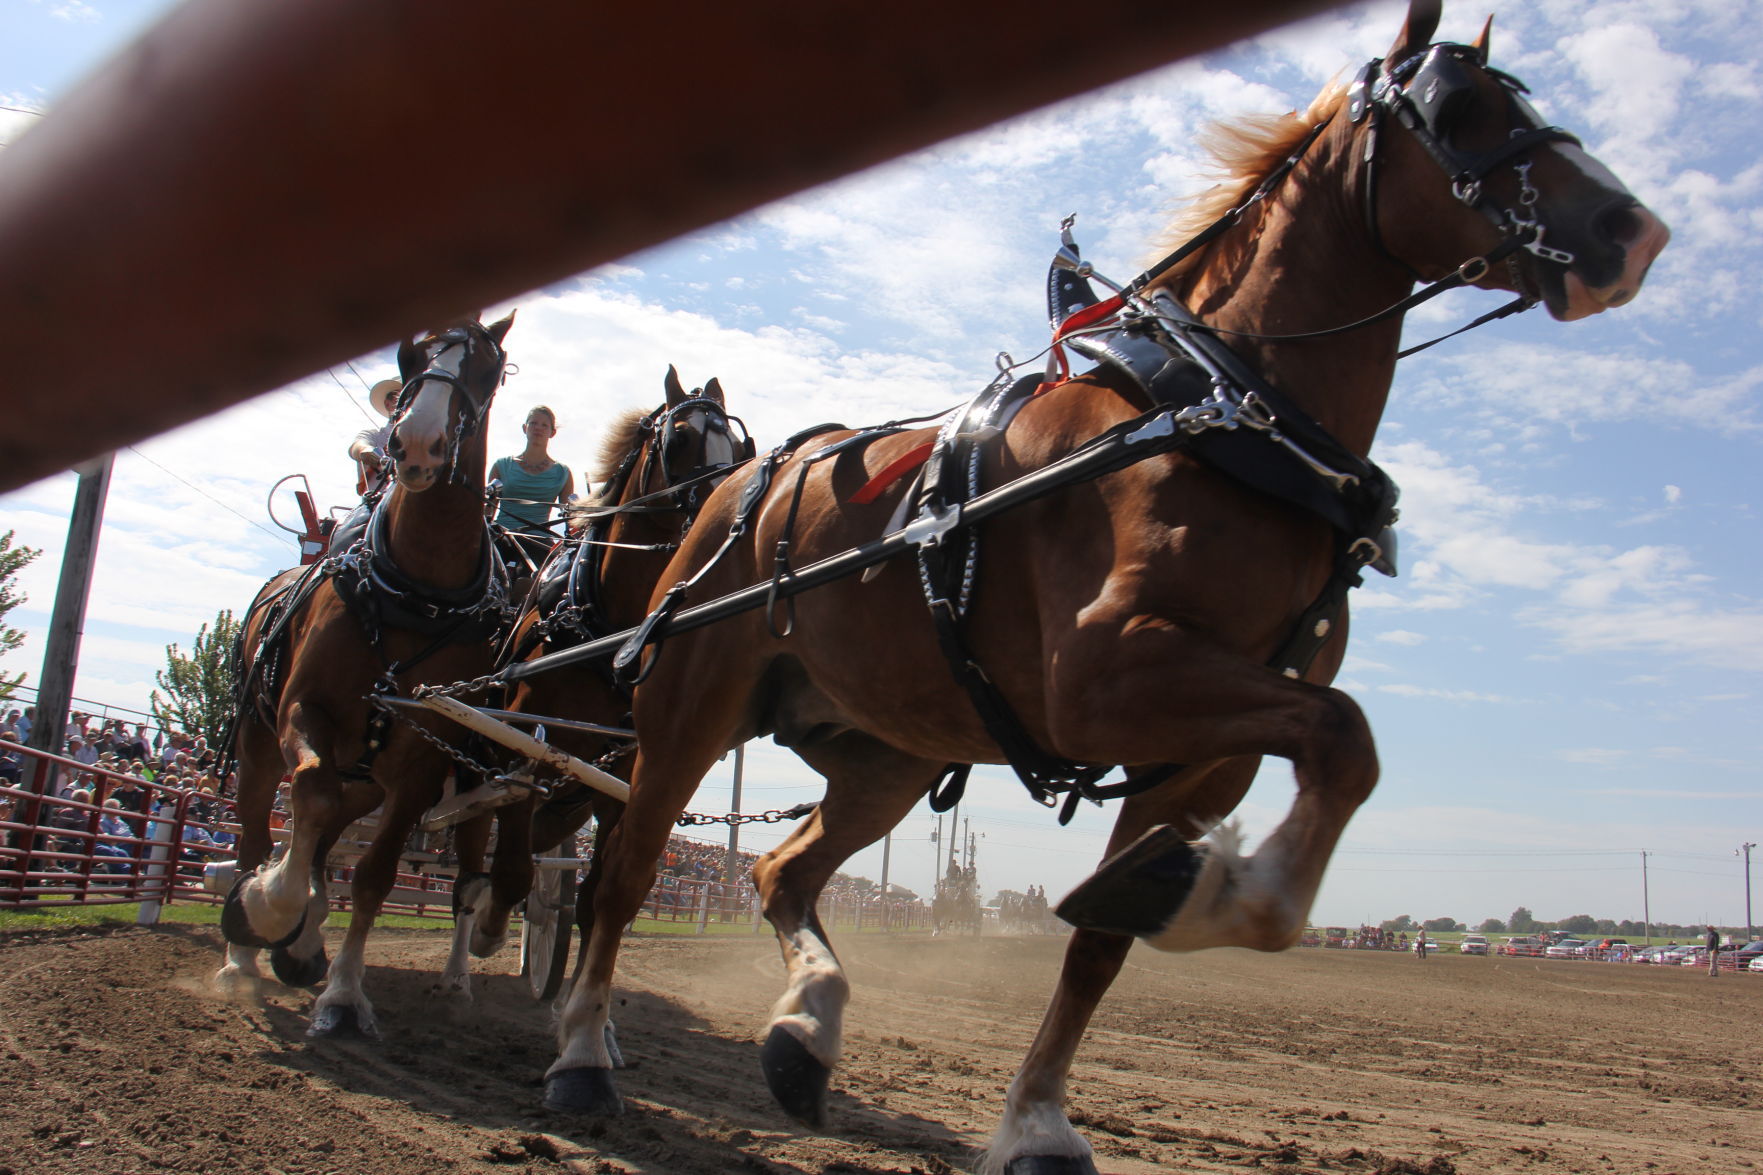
[{"left": 492, "top": 456, "right": 571, "bottom": 533}]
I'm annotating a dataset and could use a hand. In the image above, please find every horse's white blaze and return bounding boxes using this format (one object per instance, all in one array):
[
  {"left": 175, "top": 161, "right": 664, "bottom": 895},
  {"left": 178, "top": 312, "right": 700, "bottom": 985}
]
[
  {"left": 981, "top": 1094, "right": 1094, "bottom": 1175},
  {"left": 549, "top": 976, "right": 615, "bottom": 1074},
  {"left": 392, "top": 340, "right": 467, "bottom": 486},
  {"left": 768, "top": 926, "right": 848, "bottom": 1068}
]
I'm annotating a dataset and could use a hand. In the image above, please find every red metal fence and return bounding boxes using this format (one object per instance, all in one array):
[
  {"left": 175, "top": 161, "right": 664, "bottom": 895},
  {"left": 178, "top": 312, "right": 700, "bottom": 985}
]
[{"left": 1, "top": 741, "right": 929, "bottom": 932}]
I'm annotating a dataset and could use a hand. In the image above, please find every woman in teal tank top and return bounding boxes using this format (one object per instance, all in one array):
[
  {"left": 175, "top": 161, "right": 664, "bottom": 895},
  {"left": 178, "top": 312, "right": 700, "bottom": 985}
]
[{"left": 491, "top": 405, "right": 578, "bottom": 538}]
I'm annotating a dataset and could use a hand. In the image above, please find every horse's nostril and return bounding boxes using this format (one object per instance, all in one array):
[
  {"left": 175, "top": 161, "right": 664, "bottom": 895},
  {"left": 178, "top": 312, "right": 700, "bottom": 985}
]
[{"left": 1598, "top": 203, "right": 1641, "bottom": 246}]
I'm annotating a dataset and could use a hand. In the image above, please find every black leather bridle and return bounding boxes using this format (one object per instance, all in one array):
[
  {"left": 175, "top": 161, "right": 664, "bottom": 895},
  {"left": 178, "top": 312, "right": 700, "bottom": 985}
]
[
  {"left": 387, "top": 321, "right": 510, "bottom": 486},
  {"left": 1350, "top": 41, "right": 1585, "bottom": 279}
]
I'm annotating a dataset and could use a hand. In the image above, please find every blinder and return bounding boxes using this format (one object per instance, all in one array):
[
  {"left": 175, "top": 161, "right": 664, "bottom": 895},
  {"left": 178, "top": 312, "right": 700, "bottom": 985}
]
[{"left": 1350, "top": 41, "right": 1584, "bottom": 270}]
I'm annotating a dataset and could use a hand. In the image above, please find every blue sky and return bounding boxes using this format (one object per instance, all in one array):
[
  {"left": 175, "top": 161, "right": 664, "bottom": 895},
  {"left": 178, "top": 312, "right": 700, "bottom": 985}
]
[{"left": 2, "top": 0, "right": 1758, "bottom": 932}]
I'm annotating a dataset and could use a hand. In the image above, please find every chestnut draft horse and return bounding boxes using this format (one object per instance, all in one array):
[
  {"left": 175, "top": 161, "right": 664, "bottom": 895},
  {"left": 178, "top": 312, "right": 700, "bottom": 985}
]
[
  {"left": 219, "top": 315, "right": 517, "bottom": 1037},
  {"left": 438, "top": 367, "right": 752, "bottom": 1002},
  {"left": 547, "top": 4, "right": 1669, "bottom": 1171}
]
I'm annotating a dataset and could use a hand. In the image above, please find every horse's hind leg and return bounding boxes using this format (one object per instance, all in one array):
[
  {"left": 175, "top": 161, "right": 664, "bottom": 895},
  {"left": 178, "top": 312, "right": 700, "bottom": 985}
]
[
  {"left": 438, "top": 809, "right": 494, "bottom": 1002},
  {"left": 755, "top": 734, "right": 942, "bottom": 1129},
  {"left": 472, "top": 794, "right": 534, "bottom": 958}
]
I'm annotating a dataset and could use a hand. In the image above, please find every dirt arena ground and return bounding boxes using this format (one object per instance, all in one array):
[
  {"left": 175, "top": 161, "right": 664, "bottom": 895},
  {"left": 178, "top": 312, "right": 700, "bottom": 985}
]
[{"left": 0, "top": 922, "right": 1756, "bottom": 1175}]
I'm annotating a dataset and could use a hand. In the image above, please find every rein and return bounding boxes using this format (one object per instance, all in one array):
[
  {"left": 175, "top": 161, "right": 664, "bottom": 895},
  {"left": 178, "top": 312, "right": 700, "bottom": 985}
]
[{"left": 1057, "top": 41, "right": 1582, "bottom": 368}]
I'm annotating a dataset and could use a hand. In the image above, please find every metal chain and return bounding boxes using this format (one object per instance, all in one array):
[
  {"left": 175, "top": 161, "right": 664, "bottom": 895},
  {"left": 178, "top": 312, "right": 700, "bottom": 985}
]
[
  {"left": 413, "top": 672, "right": 507, "bottom": 701},
  {"left": 369, "top": 694, "right": 504, "bottom": 780},
  {"left": 676, "top": 802, "right": 817, "bottom": 828}
]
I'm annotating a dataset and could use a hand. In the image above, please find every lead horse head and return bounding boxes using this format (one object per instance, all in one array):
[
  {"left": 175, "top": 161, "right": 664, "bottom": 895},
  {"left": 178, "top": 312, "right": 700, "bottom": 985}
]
[
  {"left": 387, "top": 312, "right": 517, "bottom": 491},
  {"left": 1351, "top": 0, "right": 1668, "bottom": 320}
]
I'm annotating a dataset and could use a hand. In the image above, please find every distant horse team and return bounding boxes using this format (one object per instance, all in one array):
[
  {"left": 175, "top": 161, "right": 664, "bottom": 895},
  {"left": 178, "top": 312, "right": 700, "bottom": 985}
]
[{"left": 217, "top": 4, "right": 1666, "bottom": 1173}]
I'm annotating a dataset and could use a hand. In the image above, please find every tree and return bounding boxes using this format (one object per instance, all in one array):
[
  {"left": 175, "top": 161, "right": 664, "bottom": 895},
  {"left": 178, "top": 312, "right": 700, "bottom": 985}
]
[
  {"left": 1479, "top": 918, "right": 1507, "bottom": 934},
  {"left": 1423, "top": 916, "right": 1461, "bottom": 932},
  {"left": 1508, "top": 906, "right": 1537, "bottom": 933},
  {"left": 1559, "top": 913, "right": 1598, "bottom": 934},
  {"left": 1382, "top": 914, "right": 1415, "bottom": 932},
  {"left": 149, "top": 608, "right": 240, "bottom": 747},
  {"left": 0, "top": 530, "right": 44, "bottom": 703}
]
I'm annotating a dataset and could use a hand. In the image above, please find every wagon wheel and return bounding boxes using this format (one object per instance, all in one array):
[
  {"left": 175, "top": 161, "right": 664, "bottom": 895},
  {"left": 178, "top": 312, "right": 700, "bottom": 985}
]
[{"left": 520, "top": 864, "right": 576, "bottom": 1001}]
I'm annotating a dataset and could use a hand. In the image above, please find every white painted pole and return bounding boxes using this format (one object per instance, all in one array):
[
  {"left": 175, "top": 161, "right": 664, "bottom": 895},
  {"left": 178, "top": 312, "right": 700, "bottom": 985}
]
[{"left": 417, "top": 695, "right": 630, "bottom": 801}]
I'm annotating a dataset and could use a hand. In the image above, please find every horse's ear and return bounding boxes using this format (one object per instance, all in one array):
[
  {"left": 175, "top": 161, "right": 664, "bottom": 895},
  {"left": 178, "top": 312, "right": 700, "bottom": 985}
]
[
  {"left": 396, "top": 333, "right": 423, "bottom": 380},
  {"left": 486, "top": 310, "right": 516, "bottom": 345},
  {"left": 664, "top": 364, "right": 687, "bottom": 406},
  {"left": 1387, "top": 0, "right": 1441, "bottom": 64},
  {"left": 1470, "top": 14, "right": 1493, "bottom": 62},
  {"left": 703, "top": 377, "right": 724, "bottom": 405}
]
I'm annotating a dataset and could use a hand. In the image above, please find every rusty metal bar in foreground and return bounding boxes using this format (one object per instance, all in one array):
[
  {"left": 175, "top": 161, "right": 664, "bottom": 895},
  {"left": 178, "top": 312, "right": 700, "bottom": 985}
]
[{"left": 0, "top": 0, "right": 1340, "bottom": 492}]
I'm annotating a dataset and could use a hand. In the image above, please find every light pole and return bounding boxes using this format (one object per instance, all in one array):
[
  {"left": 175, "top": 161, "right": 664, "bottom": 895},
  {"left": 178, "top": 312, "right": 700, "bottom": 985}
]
[
  {"left": 1641, "top": 850, "right": 1651, "bottom": 945},
  {"left": 1742, "top": 843, "right": 1756, "bottom": 942}
]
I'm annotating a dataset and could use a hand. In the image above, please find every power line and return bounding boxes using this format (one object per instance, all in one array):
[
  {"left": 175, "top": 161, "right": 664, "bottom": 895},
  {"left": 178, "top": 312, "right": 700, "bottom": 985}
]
[
  {"left": 123, "top": 446, "right": 283, "bottom": 542},
  {"left": 327, "top": 366, "right": 380, "bottom": 425}
]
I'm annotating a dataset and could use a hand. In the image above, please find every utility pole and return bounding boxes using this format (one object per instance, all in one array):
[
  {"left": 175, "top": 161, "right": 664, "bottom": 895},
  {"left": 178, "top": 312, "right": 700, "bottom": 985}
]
[
  {"left": 1641, "top": 850, "right": 1651, "bottom": 945},
  {"left": 27, "top": 453, "right": 114, "bottom": 766},
  {"left": 723, "top": 744, "right": 745, "bottom": 885},
  {"left": 1742, "top": 842, "right": 1756, "bottom": 942},
  {"left": 879, "top": 831, "right": 892, "bottom": 930}
]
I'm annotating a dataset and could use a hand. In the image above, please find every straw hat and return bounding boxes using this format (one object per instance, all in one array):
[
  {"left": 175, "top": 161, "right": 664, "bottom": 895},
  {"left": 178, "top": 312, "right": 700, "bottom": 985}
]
[{"left": 369, "top": 379, "right": 403, "bottom": 419}]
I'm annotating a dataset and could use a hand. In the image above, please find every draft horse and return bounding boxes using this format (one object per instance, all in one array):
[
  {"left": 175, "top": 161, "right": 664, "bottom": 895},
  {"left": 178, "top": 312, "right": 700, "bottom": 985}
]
[
  {"left": 440, "top": 366, "right": 752, "bottom": 1001},
  {"left": 219, "top": 314, "right": 517, "bottom": 1037},
  {"left": 548, "top": 4, "right": 1668, "bottom": 1171}
]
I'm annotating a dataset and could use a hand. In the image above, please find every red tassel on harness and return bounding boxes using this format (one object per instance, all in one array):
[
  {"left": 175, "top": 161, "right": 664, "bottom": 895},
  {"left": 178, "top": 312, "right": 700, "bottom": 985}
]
[{"left": 850, "top": 441, "right": 934, "bottom": 505}]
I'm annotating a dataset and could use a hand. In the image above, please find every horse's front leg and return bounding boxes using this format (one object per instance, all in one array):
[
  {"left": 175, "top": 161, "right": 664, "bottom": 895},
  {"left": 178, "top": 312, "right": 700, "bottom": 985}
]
[
  {"left": 225, "top": 703, "right": 342, "bottom": 952},
  {"left": 309, "top": 777, "right": 438, "bottom": 1038},
  {"left": 1046, "top": 621, "right": 1377, "bottom": 952}
]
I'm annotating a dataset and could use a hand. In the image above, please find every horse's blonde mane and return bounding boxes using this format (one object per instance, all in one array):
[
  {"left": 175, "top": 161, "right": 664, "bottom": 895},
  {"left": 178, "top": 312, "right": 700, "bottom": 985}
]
[
  {"left": 1143, "top": 83, "right": 1348, "bottom": 279},
  {"left": 562, "top": 408, "right": 649, "bottom": 523}
]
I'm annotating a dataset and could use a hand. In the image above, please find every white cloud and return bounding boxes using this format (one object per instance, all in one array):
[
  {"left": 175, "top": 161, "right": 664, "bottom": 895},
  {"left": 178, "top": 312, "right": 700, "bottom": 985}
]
[{"left": 1374, "top": 630, "right": 1427, "bottom": 646}]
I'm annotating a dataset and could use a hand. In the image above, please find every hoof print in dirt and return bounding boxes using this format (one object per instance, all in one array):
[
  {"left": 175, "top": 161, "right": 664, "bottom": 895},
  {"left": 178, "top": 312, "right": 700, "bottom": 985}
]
[
  {"left": 761, "top": 1025, "right": 829, "bottom": 1129},
  {"left": 1055, "top": 826, "right": 1209, "bottom": 938},
  {"left": 270, "top": 944, "right": 328, "bottom": 989},
  {"left": 1004, "top": 1156, "right": 1101, "bottom": 1175},
  {"left": 307, "top": 1005, "right": 376, "bottom": 1040},
  {"left": 544, "top": 1067, "right": 624, "bottom": 1115}
]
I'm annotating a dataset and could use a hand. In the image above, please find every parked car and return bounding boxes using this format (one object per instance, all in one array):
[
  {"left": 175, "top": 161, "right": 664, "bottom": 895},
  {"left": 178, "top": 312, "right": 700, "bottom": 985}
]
[
  {"left": 1749, "top": 955, "right": 1763, "bottom": 973},
  {"left": 1635, "top": 945, "right": 1671, "bottom": 964},
  {"left": 1660, "top": 943, "right": 1697, "bottom": 964},
  {"left": 1728, "top": 941, "right": 1763, "bottom": 967},
  {"left": 1545, "top": 939, "right": 1588, "bottom": 959},
  {"left": 1460, "top": 934, "right": 1490, "bottom": 956},
  {"left": 1679, "top": 946, "right": 1712, "bottom": 967},
  {"left": 1500, "top": 936, "right": 1545, "bottom": 957}
]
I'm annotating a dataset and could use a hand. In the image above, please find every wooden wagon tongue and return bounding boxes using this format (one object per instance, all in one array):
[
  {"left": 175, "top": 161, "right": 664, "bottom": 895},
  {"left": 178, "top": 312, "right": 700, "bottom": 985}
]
[{"left": 376, "top": 693, "right": 632, "bottom": 805}]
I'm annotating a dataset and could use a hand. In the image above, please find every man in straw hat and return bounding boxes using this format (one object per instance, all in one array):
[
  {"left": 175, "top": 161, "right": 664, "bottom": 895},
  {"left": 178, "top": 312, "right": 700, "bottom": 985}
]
[{"left": 347, "top": 378, "right": 403, "bottom": 496}]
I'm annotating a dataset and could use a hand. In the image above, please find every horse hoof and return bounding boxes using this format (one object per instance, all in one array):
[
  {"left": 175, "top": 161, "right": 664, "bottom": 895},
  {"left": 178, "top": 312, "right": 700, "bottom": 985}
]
[
  {"left": 1054, "top": 826, "right": 1208, "bottom": 938},
  {"left": 1004, "top": 1156, "right": 1100, "bottom": 1175},
  {"left": 760, "top": 1025, "right": 829, "bottom": 1130},
  {"left": 221, "top": 872, "right": 306, "bottom": 951},
  {"left": 543, "top": 1067, "right": 623, "bottom": 1115},
  {"left": 308, "top": 1004, "right": 377, "bottom": 1039},
  {"left": 270, "top": 944, "right": 329, "bottom": 989}
]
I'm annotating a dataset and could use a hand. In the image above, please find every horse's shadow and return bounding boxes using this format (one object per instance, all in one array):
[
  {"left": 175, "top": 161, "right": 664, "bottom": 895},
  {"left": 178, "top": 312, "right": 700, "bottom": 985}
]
[{"left": 250, "top": 946, "right": 974, "bottom": 1172}]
